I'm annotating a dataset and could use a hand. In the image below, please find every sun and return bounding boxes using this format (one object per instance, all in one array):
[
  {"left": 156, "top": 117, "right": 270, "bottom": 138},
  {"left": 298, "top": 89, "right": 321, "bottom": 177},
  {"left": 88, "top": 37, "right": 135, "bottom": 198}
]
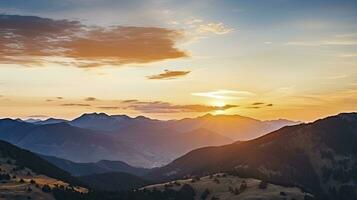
[
  {"left": 211, "top": 101, "right": 227, "bottom": 115},
  {"left": 212, "top": 101, "right": 226, "bottom": 108}
]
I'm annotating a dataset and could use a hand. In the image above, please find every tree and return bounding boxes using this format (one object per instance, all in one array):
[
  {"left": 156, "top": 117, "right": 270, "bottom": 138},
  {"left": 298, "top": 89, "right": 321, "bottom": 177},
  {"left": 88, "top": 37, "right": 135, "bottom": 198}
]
[
  {"left": 179, "top": 184, "right": 196, "bottom": 200},
  {"left": 280, "top": 191, "right": 287, "bottom": 196},
  {"left": 258, "top": 180, "right": 268, "bottom": 189},
  {"left": 239, "top": 180, "right": 247, "bottom": 192},
  {"left": 201, "top": 188, "right": 210, "bottom": 200},
  {"left": 234, "top": 188, "right": 240, "bottom": 195},
  {"left": 0, "top": 173, "right": 10, "bottom": 180},
  {"left": 42, "top": 184, "right": 52, "bottom": 193},
  {"left": 228, "top": 186, "right": 233, "bottom": 193}
]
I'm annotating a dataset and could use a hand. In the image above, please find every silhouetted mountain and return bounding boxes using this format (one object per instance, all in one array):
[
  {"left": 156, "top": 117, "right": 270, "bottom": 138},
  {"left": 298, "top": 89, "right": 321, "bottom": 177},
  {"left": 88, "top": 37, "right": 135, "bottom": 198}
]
[
  {"left": 69, "top": 113, "right": 136, "bottom": 131},
  {"left": 41, "top": 155, "right": 149, "bottom": 176},
  {"left": 164, "top": 114, "right": 299, "bottom": 140},
  {"left": 24, "top": 118, "right": 43, "bottom": 123},
  {"left": 148, "top": 113, "right": 357, "bottom": 200},
  {"left": 0, "top": 118, "right": 232, "bottom": 167},
  {"left": 0, "top": 118, "right": 36, "bottom": 143},
  {"left": 0, "top": 120, "right": 153, "bottom": 166},
  {"left": 79, "top": 172, "right": 150, "bottom": 191},
  {"left": 0, "top": 139, "right": 80, "bottom": 186},
  {"left": 74, "top": 113, "right": 297, "bottom": 140},
  {"left": 68, "top": 112, "right": 298, "bottom": 140},
  {"left": 0, "top": 113, "right": 297, "bottom": 168},
  {"left": 34, "top": 118, "right": 68, "bottom": 125}
]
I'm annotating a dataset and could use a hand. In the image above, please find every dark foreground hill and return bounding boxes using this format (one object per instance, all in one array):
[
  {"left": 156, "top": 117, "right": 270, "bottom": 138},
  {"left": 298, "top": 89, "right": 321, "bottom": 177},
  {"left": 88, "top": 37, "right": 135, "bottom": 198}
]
[
  {"left": 0, "top": 139, "right": 80, "bottom": 185},
  {"left": 147, "top": 113, "right": 357, "bottom": 200},
  {"left": 79, "top": 172, "right": 150, "bottom": 191},
  {"left": 0, "top": 139, "right": 87, "bottom": 199}
]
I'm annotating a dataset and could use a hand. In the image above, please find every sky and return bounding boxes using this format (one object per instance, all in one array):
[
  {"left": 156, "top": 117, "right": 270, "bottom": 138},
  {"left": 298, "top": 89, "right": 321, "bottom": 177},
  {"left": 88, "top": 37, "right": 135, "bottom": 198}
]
[{"left": 0, "top": 0, "right": 357, "bottom": 121}]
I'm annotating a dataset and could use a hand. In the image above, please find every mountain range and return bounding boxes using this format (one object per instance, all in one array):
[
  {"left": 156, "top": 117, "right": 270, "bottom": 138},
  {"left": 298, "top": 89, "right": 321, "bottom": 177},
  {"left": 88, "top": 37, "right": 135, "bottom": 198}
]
[
  {"left": 1, "top": 112, "right": 356, "bottom": 199},
  {"left": 0, "top": 113, "right": 297, "bottom": 167}
]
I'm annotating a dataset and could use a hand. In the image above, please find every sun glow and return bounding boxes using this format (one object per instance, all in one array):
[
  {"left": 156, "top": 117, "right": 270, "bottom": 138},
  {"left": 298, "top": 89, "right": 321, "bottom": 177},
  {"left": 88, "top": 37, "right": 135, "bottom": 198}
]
[{"left": 212, "top": 101, "right": 226, "bottom": 108}]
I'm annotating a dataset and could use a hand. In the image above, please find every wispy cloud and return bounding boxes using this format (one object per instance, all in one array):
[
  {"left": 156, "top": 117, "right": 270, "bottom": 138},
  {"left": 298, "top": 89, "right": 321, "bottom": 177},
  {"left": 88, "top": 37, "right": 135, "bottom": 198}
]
[
  {"left": 338, "top": 53, "right": 357, "bottom": 58},
  {"left": 286, "top": 40, "right": 357, "bottom": 46},
  {"left": 246, "top": 102, "right": 273, "bottom": 109},
  {"left": 321, "top": 74, "right": 348, "bottom": 80},
  {"left": 192, "top": 90, "right": 254, "bottom": 100},
  {"left": 195, "top": 22, "right": 233, "bottom": 35},
  {"left": 147, "top": 69, "right": 190, "bottom": 80},
  {"left": 61, "top": 103, "right": 91, "bottom": 107},
  {"left": 246, "top": 106, "right": 260, "bottom": 109},
  {"left": 97, "top": 106, "right": 120, "bottom": 110},
  {"left": 252, "top": 102, "right": 265, "bottom": 105},
  {"left": 0, "top": 14, "right": 187, "bottom": 67},
  {"left": 118, "top": 99, "right": 238, "bottom": 113},
  {"left": 286, "top": 34, "right": 357, "bottom": 47},
  {"left": 84, "top": 97, "right": 97, "bottom": 101}
]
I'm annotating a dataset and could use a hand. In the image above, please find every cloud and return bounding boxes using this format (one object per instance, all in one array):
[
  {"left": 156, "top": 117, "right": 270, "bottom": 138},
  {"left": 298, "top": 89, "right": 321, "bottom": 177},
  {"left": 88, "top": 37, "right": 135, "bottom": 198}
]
[
  {"left": 246, "top": 106, "right": 261, "bottom": 109},
  {"left": 252, "top": 102, "right": 265, "bottom": 105},
  {"left": 321, "top": 74, "right": 348, "bottom": 80},
  {"left": 121, "top": 99, "right": 138, "bottom": 103},
  {"left": 245, "top": 102, "right": 273, "bottom": 109},
  {"left": 196, "top": 22, "right": 234, "bottom": 35},
  {"left": 61, "top": 103, "right": 91, "bottom": 107},
  {"left": 0, "top": 14, "right": 187, "bottom": 67},
  {"left": 247, "top": 102, "right": 274, "bottom": 108},
  {"left": 339, "top": 53, "right": 357, "bottom": 58},
  {"left": 147, "top": 69, "right": 190, "bottom": 80},
  {"left": 286, "top": 40, "right": 357, "bottom": 46},
  {"left": 84, "top": 97, "right": 97, "bottom": 101},
  {"left": 97, "top": 106, "right": 120, "bottom": 110},
  {"left": 192, "top": 90, "right": 254, "bottom": 100},
  {"left": 286, "top": 34, "right": 357, "bottom": 47},
  {"left": 119, "top": 99, "right": 238, "bottom": 113}
]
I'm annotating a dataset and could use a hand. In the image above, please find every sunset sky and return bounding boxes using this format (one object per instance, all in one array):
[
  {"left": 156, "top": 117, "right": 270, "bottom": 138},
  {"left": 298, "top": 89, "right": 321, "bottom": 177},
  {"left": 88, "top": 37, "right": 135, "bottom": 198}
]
[{"left": 1, "top": 0, "right": 357, "bottom": 121}]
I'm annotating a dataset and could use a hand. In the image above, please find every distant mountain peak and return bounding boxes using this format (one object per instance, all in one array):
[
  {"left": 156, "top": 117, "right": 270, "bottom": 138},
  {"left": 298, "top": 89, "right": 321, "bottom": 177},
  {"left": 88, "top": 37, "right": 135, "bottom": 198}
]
[
  {"left": 24, "top": 118, "right": 43, "bottom": 123},
  {"left": 134, "top": 115, "right": 152, "bottom": 121},
  {"left": 79, "top": 112, "right": 110, "bottom": 118},
  {"left": 336, "top": 112, "right": 357, "bottom": 120}
]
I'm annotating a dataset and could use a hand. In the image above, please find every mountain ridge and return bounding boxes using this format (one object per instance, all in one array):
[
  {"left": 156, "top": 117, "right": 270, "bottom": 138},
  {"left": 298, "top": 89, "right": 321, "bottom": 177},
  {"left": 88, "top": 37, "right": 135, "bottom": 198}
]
[{"left": 147, "top": 112, "right": 357, "bottom": 199}]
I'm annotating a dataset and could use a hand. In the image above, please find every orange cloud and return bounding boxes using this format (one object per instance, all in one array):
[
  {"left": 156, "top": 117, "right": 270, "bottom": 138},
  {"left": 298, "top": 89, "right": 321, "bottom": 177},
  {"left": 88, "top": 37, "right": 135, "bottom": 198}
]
[
  {"left": 147, "top": 69, "right": 191, "bottom": 80},
  {"left": 0, "top": 15, "right": 187, "bottom": 67}
]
